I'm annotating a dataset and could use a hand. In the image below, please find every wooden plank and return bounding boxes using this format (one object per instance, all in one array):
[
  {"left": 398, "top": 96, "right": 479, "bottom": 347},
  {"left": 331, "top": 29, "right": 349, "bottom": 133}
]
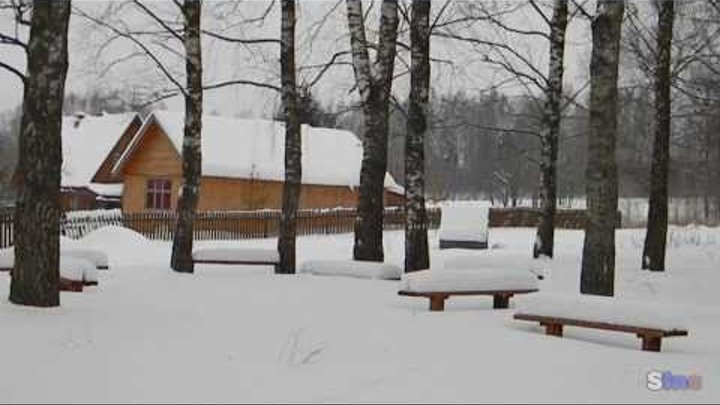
[
  {"left": 399, "top": 289, "right": 538, "bottom": 297},
  {"left": 513, "top": 313, "right": 688, "bottom": 337}
]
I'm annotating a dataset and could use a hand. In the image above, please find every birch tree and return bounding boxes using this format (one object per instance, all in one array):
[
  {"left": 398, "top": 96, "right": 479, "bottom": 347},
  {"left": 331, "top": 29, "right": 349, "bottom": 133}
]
[
  {"left": 534, "top": 0, "right": 568, "bottom": 259},
  {"left": 404, "top": 0, "right": 431, "bottom": 272},
  {"left": 170, "top": 0, "right": 203, "bottom": 273},
  {"left": 9, "top": 0, "right": 71, "bottom": 306},
  {"left": 277, "top": 0, "right": 301, "bottom": 274},
  {"left": 346, "top": 0, "right": 399, "bottom": 262},
  {"left": 641, "top": 0, "right": 674, "bottom": 272},
  {"left": 580, "top": 0, "right": 625, "bottom": 296}
]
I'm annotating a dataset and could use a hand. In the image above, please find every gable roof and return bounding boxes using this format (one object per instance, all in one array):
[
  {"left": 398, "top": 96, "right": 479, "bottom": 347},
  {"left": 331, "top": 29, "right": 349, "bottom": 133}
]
[
  {"left": 113, "top": 111, "right": 404, "bottom": 193},
  {"left": 62, "top": 112, "right": 141, "bottom": 196}
]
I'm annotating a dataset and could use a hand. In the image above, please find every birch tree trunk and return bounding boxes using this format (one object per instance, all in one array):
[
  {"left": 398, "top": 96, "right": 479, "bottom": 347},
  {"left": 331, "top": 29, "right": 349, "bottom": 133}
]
[
  {"left": 10, "top": 0, "right": 71, "bottom": 307},
  {"left": 534, "top": 0, "right": 568, "bottom": 259},
  {"left": 277, "top": 0, "right": 301, "bottom": 274},
  {"left": 171, "top": 0, "right": 203, "bottom": 273},
  {"left": 642, "top": 0, "right": 674, "bottom": 272},
  {"left": 346, "top": 0, "right": 399, "bottom": 262},
  {"left": 580, "top": 0, "right": 624, "bottom": 296},
  {"left": 404, "top": 0, "right": 430, "bottom": 273}
]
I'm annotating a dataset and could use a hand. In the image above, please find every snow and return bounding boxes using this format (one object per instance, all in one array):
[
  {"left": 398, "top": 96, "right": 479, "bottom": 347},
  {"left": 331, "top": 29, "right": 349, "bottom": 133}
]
[
  {"left": 192, "top": 247, "right": 279, "bottom": 263},
  {"left": 438, "top": 201, "right": 490, "bottom": 242},
  {"left": 0, "top": 226, "right": 718, "bottom": 402},
  {"left": 399, "top": 268, "right": 539, "bottom": 293},
  {"left": 114, "top": 111, "right": 403, "bottom": 193},
  {"left": 61, "top": 113, "right": 137, "bottom": 196},
  {"left": 59, "top": 257, "right": 96, "bottom": 283},
  {"left": 61, "top": 248, "right": 110, "bottom": 269},
  {"left": 516, "top": 293, "right": 688, "bottom": 331},
  {"left": 299, "top": 260, "right": 402, "bottom": 280}
]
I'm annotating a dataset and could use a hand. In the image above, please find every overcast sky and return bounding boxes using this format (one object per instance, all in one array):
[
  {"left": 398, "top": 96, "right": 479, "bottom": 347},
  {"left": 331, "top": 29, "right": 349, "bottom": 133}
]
[{"left": 0, "top": 0, "right": 597, "bottom": 117}]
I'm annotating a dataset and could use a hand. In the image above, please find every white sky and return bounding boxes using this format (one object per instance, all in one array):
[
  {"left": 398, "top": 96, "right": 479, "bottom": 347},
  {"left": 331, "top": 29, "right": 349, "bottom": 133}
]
[{"left": 0, "top": 0, "right": 596, "bottom": 117}]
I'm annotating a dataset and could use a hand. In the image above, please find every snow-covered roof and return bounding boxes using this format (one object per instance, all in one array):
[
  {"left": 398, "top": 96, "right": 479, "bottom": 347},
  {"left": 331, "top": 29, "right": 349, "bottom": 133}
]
[
  {"left": 115, "top": 111, "right": 404, "bottom": 193},
  {"left": 62, "top": 112, "right": 139, "bottom": 196}
]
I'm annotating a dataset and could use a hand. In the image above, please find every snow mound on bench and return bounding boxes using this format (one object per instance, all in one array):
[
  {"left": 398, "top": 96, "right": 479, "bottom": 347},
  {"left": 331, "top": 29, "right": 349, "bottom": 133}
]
[
  {"left": 400, "top": 268, "right": 539, "bottom": 293},
  {"left": 60, "top": 257, "right": 97, "bottom": 283},
  {"left": 439, "top": 202, "right": 490, "bottom": 242},
  {"left": 0, "top": 250, "right": 97, "bottom": 283},
  {"left": 516, "top": 293, "right": 689, "bottom": 331},
  {"left": 192, "top": 247, "right": 279, "bottom": 263},
  {"left": 61, "top": 248, "right": 109, "bottom": 269},
  {"left": 299, "top": 260, "right": 402, "bottom": 280}
]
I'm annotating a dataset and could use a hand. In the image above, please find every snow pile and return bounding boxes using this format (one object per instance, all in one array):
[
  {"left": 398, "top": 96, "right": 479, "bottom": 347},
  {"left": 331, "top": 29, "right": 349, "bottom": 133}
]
[
  {"left": 116, "top": 111, "right": 403, "bottom": 192},
  {"left": 80, "top": 225, "right": 148, "bottom": 247},
  {"left": 59, "top": 257, "right": 97, "bottom": 283},
  {"left": 192, "top": 247, "right": 279, "bottom": 263},
  {"left": 439, "top": 202, "right": 490, "bottom": 243},
  {"left": 516, "top": 293, "right": 689, "bottom": 331},
  {"left": 61, "top": 248, "right": 110, "bottom": 269},
  {"left": 299, "top": 260, "right": 402, "bottom": 280},
  {"left": 399, "top": 268, "right": 539, "bottom": 293},
  {"left": 61, "top": 113, "right": 138, "bottom": 196}
]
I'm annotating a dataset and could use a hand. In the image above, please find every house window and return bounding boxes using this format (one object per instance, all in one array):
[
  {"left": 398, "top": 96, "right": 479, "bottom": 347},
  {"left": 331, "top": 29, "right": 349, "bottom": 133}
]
[{"left": 146, "top": 179, "right": 172, "bottom": 210}]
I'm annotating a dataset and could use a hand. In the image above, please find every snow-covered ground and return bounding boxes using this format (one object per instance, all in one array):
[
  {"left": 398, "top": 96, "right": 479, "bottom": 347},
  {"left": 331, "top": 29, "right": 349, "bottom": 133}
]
[{"left": 0, "top": 226, "right": 718, "bottom": 403}]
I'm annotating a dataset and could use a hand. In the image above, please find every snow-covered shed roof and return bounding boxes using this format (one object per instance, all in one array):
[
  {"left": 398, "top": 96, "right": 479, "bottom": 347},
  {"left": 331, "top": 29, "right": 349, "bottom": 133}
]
[
  {"left": 113, "top": 111, "right": 404, "bottom": 194},
  {"left": 62, "top": 112, "right": 140, "bottom": 197}
]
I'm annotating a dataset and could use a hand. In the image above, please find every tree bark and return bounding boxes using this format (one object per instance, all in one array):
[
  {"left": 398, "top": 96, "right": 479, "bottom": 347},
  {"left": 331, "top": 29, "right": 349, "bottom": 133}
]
[
  {"left": 10, "top": 0, "right": 71, "bottom": 307},
  {"left": 580, "top": 0, "right": 624, "bottom": 297},
  {"left": 534, "top": 0, "right": 568, "bottom": 259},
  {"left": 277, "top": 0, "right": 301, "bottom": 274},
  {"left": 346, "top": 0, "right": 399, "bottom": 262},
  {"left": 170, "top": 0, "right": 203, "bottom": 273},
  {"left": 642, "top": 0, "right": 674, "bottom": 272},
  {"left": 404, "top": 0, "right": 431, "bottom": 273}
]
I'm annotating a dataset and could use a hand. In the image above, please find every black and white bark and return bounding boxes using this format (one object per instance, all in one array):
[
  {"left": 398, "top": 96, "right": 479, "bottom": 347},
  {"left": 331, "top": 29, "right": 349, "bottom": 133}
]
[
  {"left": 580, "top": 0, "right": 624, "bottom": 297},
  {"left": 404, "top": 0, "right": 431, "bottom": 273},
  {"left": 346, "top": 0, "right": 399, "bottom": 262},
  {"left": 642, "top": 0, "right": 674, "bottom": 272},
  {"left": 170, "top": 0, "right": 203, "bottom": 273},
  {"left": 533, "top": 0, "right": 568, "bottom": 259},
  {"left": 10, "top": 0, "right": 71, "bottom": 307},
  {"left": 277, "top": 0, "right": 301, "bottom": 274}
]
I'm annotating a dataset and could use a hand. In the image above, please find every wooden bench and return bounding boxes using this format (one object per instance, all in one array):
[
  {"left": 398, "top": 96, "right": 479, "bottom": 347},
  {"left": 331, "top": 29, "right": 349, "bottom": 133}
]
[
  {"left": 192, "top": 248, "right": 280, "bottom": 272},
  {"left": 399, "top": 288, "right": 538, "bottom": 311},
  {"left": 514, "top": 313, "right": 689, "bottom": 352}
]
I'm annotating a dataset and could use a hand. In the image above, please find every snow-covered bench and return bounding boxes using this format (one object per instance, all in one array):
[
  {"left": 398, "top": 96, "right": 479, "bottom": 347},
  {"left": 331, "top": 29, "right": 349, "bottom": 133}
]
[
  {"left": 398, "top": 269, "right": 539, "bottom": 311},
  {"left": 439, "top": 203, "right": 490, "bottom": 249},
  {"left": 0, "top": 251, "right": 97, "bottom": 292},
  {"left": 192, "top": 247, "right": 280, "bottom": 272},
  {"left": 60, "top": 248, "right": 110, "bottom": 270},
  {"left": 299, "top": 260, "right": 402, "bottom": 280},
  {"left": 513, "top": 295, "right": 689, "bottom": 352},
  {"left": 0, "top": 247, "right": 109, "bottom": 271}
]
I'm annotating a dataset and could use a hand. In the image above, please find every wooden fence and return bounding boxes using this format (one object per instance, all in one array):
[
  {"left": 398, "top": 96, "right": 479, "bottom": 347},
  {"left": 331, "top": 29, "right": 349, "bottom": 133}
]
[{"left": 0, "top": 206, "right": 605, "bottom": 249}]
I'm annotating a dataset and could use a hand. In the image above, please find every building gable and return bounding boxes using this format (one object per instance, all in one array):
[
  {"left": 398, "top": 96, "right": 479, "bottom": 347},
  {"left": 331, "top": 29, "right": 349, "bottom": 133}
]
[
  {"left": 122, "top": 119, "right": 182, "bottom": 177},
  {"left": 92, "top": 115, "right": 143, "bottom": 184}
]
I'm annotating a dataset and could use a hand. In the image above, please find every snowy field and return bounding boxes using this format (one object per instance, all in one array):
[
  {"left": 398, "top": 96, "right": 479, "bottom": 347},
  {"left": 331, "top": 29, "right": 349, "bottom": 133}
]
[{"left": 0, "top": 226, "right": 718, "bottom": 403}]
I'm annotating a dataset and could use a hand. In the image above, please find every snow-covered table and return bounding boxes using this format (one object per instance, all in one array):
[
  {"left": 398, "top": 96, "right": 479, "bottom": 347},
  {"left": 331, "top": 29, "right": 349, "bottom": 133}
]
[
  {"left": 299, "top": 260, "right": 402, "bottom": 280},
  {"left": 398, "top": 269, "right": 539, "bottom": 311},
  {"left": 514, "top": 294, "right": 689, "bottom": 352},
  {"left": 0, "top": 250, "right": 97, "bottom": 292},
  {"left": 192, "top": 247, "right": 280, "bottom": 272}
]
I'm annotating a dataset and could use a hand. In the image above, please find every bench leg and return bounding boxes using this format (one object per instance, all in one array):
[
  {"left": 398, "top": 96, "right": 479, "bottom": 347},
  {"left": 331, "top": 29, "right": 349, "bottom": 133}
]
[
  {"left": 429, "top": 295, "right": 446, "bottom": 311},
  {"left": 640, "top": 335, "right": 662, "bottom": 352},
  {"left": 493, "top": 294, "right": 511, "bottom": 309},
  {"left": 542, "top": 323, "right": 563, "bottom": 337}
]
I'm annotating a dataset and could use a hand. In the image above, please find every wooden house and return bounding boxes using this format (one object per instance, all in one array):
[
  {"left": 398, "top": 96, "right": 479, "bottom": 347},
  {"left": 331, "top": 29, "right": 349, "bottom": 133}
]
[
  {"left": 105, "top": 111, "right": 405, "bottom": 213},
  {"left": 60, "top": 112, "right": 142, "bottom": 211}
]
